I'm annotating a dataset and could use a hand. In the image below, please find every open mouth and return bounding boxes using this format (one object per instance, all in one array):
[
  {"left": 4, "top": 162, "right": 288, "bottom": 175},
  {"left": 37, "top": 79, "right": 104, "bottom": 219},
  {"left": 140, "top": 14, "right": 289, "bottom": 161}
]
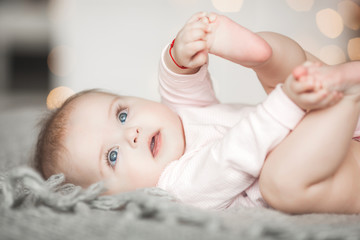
[{"left": 149, "top": 131, "right": 161, "bottom": 158}]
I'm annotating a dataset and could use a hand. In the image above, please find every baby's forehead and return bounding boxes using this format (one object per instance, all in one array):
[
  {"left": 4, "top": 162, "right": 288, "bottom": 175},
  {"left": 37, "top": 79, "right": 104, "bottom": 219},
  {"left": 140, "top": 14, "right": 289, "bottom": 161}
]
[
  {"left": 64, "top": 91, "right": 117, "bottom": 117},
  {"left": 71, "top": 91, "right": 117, "bottom": 104},
  {"left": 79, "top": 90, "right": 117, "bottom": 99}
]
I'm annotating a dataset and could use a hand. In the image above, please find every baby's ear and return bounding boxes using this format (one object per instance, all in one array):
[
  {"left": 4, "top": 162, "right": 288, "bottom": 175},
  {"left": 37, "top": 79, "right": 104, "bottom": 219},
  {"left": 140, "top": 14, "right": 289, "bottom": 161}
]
[{"left": 46, "top": 86, "right": 75, "bottom": 110}]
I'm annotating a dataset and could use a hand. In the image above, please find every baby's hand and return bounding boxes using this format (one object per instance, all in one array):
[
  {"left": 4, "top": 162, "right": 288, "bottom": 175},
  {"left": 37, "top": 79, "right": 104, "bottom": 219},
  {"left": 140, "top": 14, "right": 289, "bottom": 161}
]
[
  {"left": 283, "top": 69, "right": 343, "bottom": 111},
  {"left": 171, "top": 12, "right": 211, "bottom": 70}
]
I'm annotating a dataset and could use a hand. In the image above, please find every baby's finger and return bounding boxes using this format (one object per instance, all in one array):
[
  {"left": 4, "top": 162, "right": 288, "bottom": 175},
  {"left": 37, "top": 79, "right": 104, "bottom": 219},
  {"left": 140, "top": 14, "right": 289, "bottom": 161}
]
[
  {"left": 183, "top": 28, "right": 207, "bottom": 43},
  {"left": 189, "top": 19, "right": 211, "bottom": 32},
  {"left": 299, "top": 89, "right": 328, "bottom": 105},
  {"left": 206, "top": 12, "right": 217, "bottom": 23},
  {"left": 313, "top": 91, "right": 343, "bottom": 109},
  {"left": 184, "top": 40, "right": 207, "bottom": 56},
  {"left": 199, "top": 16, "right": 210, "bottom": 25},
  {"left": 325, "top": 91, "right": 343, "bottom": 106},
  {"left": 291, "top": 77, "right": 316, "bottom": 93},
  {"left": 187, "top": 12, "right": 207, "bottom": 24},
  {"left": 188, "top": 50, "right": 208, "bottom": 68}
]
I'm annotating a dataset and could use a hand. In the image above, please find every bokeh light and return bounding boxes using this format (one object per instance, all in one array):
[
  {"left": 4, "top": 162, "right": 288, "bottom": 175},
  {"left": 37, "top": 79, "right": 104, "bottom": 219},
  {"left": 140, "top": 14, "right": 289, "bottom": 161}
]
[
  {"left": 46, "top": 86, "right": 75, "bottom": 110},
  {"left": 348, "top": 38, "right": 360, "bottom": 60},
  {"left": 47, "top": 45, "right": 77, "bottom": 77},
  {"left": 337, "top": 0, "right": 360, "bottom": 30},
  {"left": 211, "top": 0, "right": 243, "bottom": 12},
  {"left": 316, "top": 8, "right": 344, "bottom": 39},
  {"left": 295, "top": 35, "right": 321, "bottom": 58},
  {"left": 286, "top": 0, "right": 314, "bottom": 12},
  {"left": 318, "top": 45, "right": 346, "bottom": 65}
]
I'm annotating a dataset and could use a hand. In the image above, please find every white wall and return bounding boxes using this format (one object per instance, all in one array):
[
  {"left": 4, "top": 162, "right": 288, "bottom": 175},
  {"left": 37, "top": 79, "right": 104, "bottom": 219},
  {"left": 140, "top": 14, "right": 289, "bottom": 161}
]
[{"left": 48, "top": 0, "right": 358, "bottom": 105}]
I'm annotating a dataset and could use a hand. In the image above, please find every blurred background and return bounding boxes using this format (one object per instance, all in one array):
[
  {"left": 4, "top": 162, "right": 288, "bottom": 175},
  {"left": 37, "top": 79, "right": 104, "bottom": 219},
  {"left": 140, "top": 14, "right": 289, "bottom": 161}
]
[{"left": 0, "top": 0, "right": 359, "bottom": 110}]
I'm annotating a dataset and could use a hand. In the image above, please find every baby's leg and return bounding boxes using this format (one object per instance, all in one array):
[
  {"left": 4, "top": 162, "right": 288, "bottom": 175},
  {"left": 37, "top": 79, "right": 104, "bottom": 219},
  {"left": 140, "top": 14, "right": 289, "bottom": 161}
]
[
  {"left": 206, "top": 14, "right": 318, "bottom": 94},
  {"left": 259, "top": 90, "right": 360, "bottom": 214},
  {"left": 252, "top": 32, "right": 318, "bottom": 94}
]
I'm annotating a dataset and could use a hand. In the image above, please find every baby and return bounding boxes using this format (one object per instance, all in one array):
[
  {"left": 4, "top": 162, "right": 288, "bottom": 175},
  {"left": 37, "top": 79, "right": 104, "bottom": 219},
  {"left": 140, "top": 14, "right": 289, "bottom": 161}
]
[{"left": 34, "top": 13, "right": 360, "bottom": 213}]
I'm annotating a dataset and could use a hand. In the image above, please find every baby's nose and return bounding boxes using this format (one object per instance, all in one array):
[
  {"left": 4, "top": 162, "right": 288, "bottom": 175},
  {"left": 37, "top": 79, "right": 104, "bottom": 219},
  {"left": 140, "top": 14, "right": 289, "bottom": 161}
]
[{"left": 126, "top": 127, "right": 141, "bottom": 148}]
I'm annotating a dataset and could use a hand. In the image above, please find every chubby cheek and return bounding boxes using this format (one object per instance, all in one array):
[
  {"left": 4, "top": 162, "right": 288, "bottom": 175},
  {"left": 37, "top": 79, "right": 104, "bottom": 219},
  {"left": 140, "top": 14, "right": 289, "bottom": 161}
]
[
  {"left": 123, "top": 158, "right": 162, "bottom": 189},
  {"left": 105, "top": 160, "right": 160, "bottom": 193}
]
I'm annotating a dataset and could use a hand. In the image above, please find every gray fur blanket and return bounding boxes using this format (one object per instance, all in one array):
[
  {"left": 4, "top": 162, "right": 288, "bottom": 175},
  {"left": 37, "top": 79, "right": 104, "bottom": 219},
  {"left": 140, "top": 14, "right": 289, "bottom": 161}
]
[{"left": 1, "top": 101, "right": 360, "bottom": 240}]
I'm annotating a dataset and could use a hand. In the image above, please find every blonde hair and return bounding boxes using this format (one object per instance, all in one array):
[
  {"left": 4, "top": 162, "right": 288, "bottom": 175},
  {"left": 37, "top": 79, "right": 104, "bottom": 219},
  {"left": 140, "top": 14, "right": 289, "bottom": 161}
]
[{"left": 33, "top": 89, "right": 100, "bottom": 180}]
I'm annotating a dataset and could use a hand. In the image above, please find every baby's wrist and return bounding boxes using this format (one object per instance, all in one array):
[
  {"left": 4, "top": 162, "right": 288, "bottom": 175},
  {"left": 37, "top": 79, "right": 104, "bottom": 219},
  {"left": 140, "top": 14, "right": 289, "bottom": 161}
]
[
  {"left": 169, "top": 39, "right": 188, "bottom": 70},
  {"left": 165, "top": 43, "right": 200, "bottom": 75},
  {"left": 281, "top": 84, "right": 307, "bottom": 112}
]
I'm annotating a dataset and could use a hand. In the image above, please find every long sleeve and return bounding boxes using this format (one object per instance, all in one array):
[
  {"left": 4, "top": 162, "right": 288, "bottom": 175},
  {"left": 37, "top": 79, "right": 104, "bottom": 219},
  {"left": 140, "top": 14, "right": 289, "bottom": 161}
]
[
  {"left": 215, "top": 84, "right": 306, "bottom": 177},
  {"left": 157, "top": 44, "right": 306, "bottom": 210},
  {"left": 158, "top": 46, "right": 219, "bottom": 110},
  {"left": 157, "top": 85, "right": 306, "bottom": 209}
]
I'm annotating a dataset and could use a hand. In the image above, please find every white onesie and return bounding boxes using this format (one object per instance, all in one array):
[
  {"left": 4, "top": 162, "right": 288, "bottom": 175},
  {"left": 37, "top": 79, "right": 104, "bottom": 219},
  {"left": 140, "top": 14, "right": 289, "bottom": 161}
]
[{"left": 156, "top": 47, "right": 305, "bottom": 210}]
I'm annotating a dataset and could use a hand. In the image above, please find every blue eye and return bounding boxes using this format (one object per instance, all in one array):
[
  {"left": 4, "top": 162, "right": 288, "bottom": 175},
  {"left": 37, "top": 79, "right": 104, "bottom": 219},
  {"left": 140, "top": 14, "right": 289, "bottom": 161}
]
[
  {"left": 107, "top": 148, "right": 118, "bottom": 167},
  {"left": 118, "top": 109, "right": 128, "bottom": 125}
]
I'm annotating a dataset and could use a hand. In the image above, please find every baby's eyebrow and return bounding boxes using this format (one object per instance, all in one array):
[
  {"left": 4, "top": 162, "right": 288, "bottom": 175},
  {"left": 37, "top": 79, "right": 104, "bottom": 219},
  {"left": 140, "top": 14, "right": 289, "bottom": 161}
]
[{"left": 108, "top": 97, "right": 120, "bottom": 119}]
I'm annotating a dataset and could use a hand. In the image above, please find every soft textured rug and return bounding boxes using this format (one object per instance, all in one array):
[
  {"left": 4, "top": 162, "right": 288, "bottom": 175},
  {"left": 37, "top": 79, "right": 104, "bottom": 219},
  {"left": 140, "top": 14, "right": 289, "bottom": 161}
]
[{"left": 1, "top": 101, "right": 360, "bottom": 240}]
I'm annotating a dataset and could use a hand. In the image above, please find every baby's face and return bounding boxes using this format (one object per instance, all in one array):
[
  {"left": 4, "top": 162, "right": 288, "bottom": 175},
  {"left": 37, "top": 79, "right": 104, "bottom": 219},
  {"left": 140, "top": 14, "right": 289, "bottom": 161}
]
[{"left": 61, "top": 92, "right": 185, "bottom": 194}]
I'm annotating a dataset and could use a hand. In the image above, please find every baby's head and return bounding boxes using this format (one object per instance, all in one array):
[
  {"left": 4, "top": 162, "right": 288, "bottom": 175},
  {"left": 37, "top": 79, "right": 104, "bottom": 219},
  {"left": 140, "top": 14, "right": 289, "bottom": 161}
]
[{"left": 34, "top": 90, "right": 185, "bottom": 194}]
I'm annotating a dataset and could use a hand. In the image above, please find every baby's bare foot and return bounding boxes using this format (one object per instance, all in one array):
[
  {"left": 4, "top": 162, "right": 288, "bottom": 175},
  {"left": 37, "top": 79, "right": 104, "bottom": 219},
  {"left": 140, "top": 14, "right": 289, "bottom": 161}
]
[
  {"left": 205, "top": 13, "right": 272, "bottom": 67},
  {"left": 292, "top": 62, "right": 324, "bottom": 90},
  {"left": 295, "top": 61, "right": 360, "bottom": 98},
  {"left": 286, "top": 63, "right": 342, "bottom": 111}
]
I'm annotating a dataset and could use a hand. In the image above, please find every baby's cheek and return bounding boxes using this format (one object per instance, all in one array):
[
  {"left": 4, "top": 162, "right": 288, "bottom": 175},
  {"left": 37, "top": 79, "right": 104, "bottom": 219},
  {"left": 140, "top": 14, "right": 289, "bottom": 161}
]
[{"left": 126, "top": 161, "right": 161, "bottom": 189}]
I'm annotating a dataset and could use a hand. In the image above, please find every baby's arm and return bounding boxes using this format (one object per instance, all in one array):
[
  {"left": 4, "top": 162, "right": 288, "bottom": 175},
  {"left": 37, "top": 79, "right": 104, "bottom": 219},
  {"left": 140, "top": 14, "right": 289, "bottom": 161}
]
[
  {"left": 159, "top": 12, "right": 220, "bottom": 109},
  {"left": 157, "top": 85, "right": 307, "bottom": 210},
  {"left": 164, "top": 12, "right": 210, "bottom": 75}
]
